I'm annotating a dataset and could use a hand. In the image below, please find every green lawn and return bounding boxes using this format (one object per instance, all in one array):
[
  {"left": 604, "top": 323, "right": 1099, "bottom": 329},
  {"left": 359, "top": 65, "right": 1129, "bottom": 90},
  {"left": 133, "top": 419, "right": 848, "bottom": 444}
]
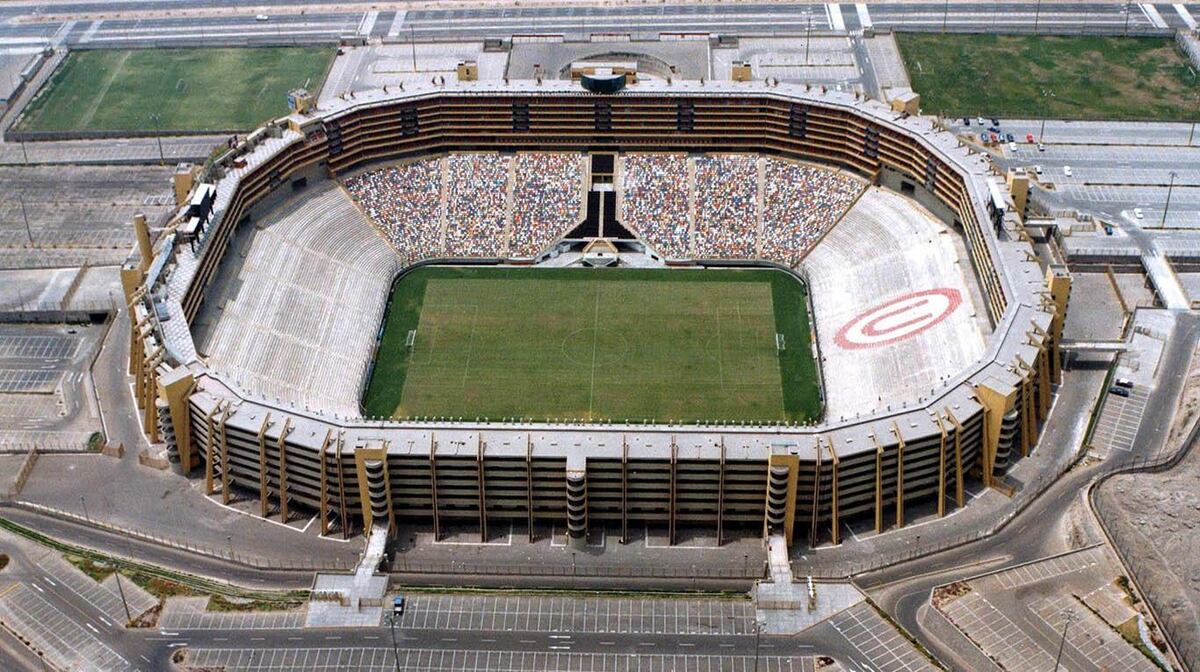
[
  {"left": 17, "top": 47, "right": 334, "bottom": 133},
  {"left": 898, "top": 34, "right": 1200, "bottom": 120},
  {"left": 362, "top": 266, "right": 821, "bottom": 424}
]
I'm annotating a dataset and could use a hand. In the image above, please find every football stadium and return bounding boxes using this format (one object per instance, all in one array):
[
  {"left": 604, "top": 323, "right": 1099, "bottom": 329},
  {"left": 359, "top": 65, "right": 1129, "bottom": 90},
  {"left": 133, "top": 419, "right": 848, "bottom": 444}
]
[{"left": 125, "top": 76, "right": 1068, "bottom": 550}]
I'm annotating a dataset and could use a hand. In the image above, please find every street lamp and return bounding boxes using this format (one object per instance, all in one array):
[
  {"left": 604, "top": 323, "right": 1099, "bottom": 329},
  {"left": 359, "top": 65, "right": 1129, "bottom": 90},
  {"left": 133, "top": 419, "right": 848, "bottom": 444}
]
[
  {"left": 149, "top": 113, "right": 164, "bottom": 166},
  {"left": 1038, "top": 89, "right": 1055, "bottom": 144},
  {"left": 1052, "top": 610, "right": 1074, "bottom": 671},
  {"left": 1160, "top": 170, "right": 1178, "bottom": 229},
  {"left": 386, "top": 614, "right": 402, "bottom": 672}
]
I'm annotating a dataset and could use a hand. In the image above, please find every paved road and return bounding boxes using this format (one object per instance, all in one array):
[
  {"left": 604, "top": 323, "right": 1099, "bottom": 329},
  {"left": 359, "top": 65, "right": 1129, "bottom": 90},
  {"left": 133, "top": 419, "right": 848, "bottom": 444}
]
[
  {"left": 0, "top": 2, "right": 1196, "bottom": 50},
  {"left": 861, "top": 311, "right": 1200, "bottom": 669}
]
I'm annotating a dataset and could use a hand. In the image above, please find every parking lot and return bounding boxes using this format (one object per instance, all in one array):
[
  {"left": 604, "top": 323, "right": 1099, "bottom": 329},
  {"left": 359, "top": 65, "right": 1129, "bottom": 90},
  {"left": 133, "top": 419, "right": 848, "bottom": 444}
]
[
  {"left": 398, "top": 594, "right": 755, "bottom": 636},
  {"left": 159, "top": 597, "right": 306, "bottom": 631},
  {"left": 828, "top": 602, "right": 936, "bottom": 672},
  {"left": 184, "top": 647, "right": 820, "bottom": 672},
  {"left": 1091, "top": 385, "right": 1151, "bottom": 456},
  {"left": 0, "top": 584, "right": 128, "bottom": 672},
  {"left": 991, "top": 546, "right": 1109, "bottom": 591},
  {"left": 1030, "top": 597, "right": 1158, "bottom": 672},
  {"left": 940, "top": 591, "right": 1058, "bottom": 671},
  {"left": 39, "top": 556, "right": 158, "bottom": 625}
]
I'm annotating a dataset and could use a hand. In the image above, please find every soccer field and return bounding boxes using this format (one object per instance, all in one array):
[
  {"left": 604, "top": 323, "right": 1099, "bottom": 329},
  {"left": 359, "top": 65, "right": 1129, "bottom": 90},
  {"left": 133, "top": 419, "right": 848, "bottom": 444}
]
[
  {"left": 17, "top": 47, "right": 334, "bottom": 133},
  {"left": 898, "top": 34, "right": 1200, "bottom": 120},
  {"left": 362, "top": 266, "right": 821, "bottom": 424}
]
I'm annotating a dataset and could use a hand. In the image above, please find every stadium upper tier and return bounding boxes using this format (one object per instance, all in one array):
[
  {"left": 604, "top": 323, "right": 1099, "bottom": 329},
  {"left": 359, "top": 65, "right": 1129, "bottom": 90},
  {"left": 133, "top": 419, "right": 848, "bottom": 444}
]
[{"left": 126, "top": 80, "right": 1067, "bottom": 546}]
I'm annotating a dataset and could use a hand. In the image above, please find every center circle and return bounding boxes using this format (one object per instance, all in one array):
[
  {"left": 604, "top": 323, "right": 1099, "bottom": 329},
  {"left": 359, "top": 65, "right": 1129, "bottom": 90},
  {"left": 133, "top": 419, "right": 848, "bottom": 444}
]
[{"left": 560, "top": 327, "right": 631, "bottom": 368}]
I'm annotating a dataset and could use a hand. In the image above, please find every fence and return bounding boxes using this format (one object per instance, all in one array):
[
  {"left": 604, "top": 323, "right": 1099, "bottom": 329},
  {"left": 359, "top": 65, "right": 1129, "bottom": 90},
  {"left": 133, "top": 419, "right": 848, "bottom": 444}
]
[
  {"left": 1089, "top": 412, "right": 1200, "bottom": 671},
  {"left": 7, "top": 501, "right": 359, "bottom": 573}
]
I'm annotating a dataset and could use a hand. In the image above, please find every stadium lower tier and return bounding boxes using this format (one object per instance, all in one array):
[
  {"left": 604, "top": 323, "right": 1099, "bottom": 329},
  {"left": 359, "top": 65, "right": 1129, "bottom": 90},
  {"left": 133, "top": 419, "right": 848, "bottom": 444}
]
[{"left": 185, "top": 387, "right": 999, "bottom": 546}]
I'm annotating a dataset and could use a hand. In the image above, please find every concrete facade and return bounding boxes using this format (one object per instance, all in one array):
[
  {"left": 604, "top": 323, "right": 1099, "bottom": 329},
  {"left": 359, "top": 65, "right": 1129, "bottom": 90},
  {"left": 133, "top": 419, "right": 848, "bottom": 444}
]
[{"left": 124, "top": 79, "right": 1061, "bottom": 549}]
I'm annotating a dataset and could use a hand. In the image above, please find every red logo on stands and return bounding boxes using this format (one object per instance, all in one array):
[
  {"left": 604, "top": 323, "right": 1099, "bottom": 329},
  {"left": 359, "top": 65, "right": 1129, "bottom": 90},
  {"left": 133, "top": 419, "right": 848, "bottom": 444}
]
[{"left": 834, "top": 288, "right": 962, "bottom": 350}]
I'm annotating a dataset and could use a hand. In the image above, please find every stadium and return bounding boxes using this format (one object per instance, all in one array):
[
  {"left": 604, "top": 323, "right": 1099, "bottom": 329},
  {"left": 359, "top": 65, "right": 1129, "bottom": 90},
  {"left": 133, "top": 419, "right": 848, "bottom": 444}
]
[{"left": 124, "top": 76, "right": 1068, "bottom": 551}]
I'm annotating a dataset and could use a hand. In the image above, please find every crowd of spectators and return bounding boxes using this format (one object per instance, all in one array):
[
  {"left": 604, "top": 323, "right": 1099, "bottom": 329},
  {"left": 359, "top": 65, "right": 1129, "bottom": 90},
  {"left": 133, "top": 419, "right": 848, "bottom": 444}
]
[
  {"left": 511, "top": 153, "right": 584, "bottom": 257},
  {"left": 760, "top": 158, "right": 864, "bottom": 265},
  {"left": 619, "top": 153, "right": 692, "bottom": 258},
  {"left": 444, "top": 153, "right": 509, "bottom": 258},
  {"left": 694, "top": 155, "right": 760, "bottom": 259},
  {"left": 343, "top": 158, "right": 445, "bottom": 262}
]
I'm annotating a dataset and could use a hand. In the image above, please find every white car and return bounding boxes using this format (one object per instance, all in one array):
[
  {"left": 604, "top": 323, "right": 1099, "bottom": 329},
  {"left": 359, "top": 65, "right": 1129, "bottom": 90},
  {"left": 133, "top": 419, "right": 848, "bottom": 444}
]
[
  {"left": 256, "top": 14, "right": 269, "bottom": 21},
  {"left": 976, "top": 117, "right": 985, "bottom": 126},
  {"left": 1008, "top": 142, "right": 1017, "bottom": 152},
  {"left": 1134, "top": 208, "right": 1144, "bottom": 219},
  {"left": 1037, "top": 143, "right": 1045, "bottom": 152},
  {"left": 1063, "top": 166, "right": 1073, "bottom": 177},
  {"left": 1033, "top": 165, "right": 1044, "bottom": 175}
]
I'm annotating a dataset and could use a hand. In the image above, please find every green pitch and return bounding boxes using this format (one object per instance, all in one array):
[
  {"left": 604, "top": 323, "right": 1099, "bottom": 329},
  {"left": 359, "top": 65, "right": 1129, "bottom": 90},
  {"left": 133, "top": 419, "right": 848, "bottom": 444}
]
[
  {"left": 17, "top": 47, "right": 334, "bottom": 133},
  {"left": 898, "top": 34, "right": 1200, "bottom": 121},
  {"left": 362, "top": 266, "right": 822, "bottom": 424}
]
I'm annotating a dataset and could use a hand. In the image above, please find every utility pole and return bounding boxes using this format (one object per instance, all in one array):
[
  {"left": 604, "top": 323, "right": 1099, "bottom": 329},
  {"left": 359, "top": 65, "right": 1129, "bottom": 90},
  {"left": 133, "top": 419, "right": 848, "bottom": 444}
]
[
  {"left": 753, "top": 622, "right": 761, "bottom": 672},
  {"left": 387, "top": 615, "right": 401, "bottom": 672},
  {"left": 18, "top": 195, "right": 33, "bottom": 247},
  {"left": 410, "top": 26, "right": 417, "bottom": 73},
  {"left": 1034, "top": 0, "right": 1042, "bottom": 33},
  {"left": 1160, "top": 170, "right": 1177, "bottom": 229},
  {"left": 942, "top": 0, "right": 949, "bottom": 33},
  {"left": 1038, "top": 89, "right": 1054, "bottom": 144},
  {"left": 1052, "top": 611, "right": 1073, "bottom": 671},
  {"left": 150, "top": 113, "right": 164, "bottom": 166},
  {"left": 804, "top": 17, "right": 812, "bottom": 65},
  {"left": 113, "top": 569, "right": 133, "bottom": 626},
  {"left": 80, "top": 495, "right": 89, "bottom": 522}
]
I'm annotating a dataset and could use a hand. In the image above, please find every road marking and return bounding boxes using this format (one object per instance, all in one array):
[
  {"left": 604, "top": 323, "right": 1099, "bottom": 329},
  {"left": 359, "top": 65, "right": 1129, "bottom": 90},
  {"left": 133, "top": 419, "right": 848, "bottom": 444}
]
[
  {"left": 358, "top": 10, "right": 379, "bottom": 36},
  {"left": 388, "top": 10, "right": 408, "bottom": 37},
  {"left": 1139, "top": 3, "right": 1168, "bottom": 27},
  {"left": 827, "top": 3, "right": 846, "bottom": 31},
  {"left": 855, "top": 3, "right": 872, "bottom": 29},
  {"left": 1174, "top": 3, "right": 1197, "bottom": 28}
]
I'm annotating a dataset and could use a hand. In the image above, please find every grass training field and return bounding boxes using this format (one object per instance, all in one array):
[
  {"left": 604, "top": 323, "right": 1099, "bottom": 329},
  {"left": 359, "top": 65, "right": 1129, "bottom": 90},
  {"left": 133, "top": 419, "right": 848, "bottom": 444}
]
[
  {"left": 898, "top": 34, "right": 1200, "bottom": 120},
  {"left": 362, "top": 266, "right": 821, "bottom": 424},
  {"left": 17, "top": 47, "right": 334, "bottom": 133}
]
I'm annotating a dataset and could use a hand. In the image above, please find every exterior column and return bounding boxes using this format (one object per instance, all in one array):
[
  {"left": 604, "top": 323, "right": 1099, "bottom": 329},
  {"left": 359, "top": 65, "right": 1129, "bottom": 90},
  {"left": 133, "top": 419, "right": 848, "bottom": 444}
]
[
  {"left": 477, "top": 436, "right": 488, "bottom": 542},
  {"left": 892, "top": 423, "right": 906, "bottom": 529},
  {"left": 429, "top": 433, "right": 440, "bottom": 541},
  {"left": 256, "top": 413, "right": 272, "bottom": 518},
  {"left": 827, "top": 438, "right": 840, "bottom": 546},
  {"left": 219, "top": 408, "right": 231, "bottom": 504},
  {"left": 204, "top": 405, "right": 219, "bottom": 495},
  {"left": 716, "top": 437, "right": 725, "bottom": 547},
  {"left": 872, "top": 433, "right": 884, "bottom": 533},
  {"left": 277, "top": 417, "right": 292, "bottom": 523},
  {"left": 318, "top": 430, "right": 332, "bottom": 536},
  {"left": 935, "top": 414, "right": 948, "bottom": 518}
]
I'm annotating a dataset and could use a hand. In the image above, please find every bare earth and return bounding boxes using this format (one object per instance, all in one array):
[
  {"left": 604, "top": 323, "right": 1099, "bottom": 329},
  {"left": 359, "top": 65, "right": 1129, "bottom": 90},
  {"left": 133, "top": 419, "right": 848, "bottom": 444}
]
[{"left": 1095, "top": 363, "right": 1200, "bottom": 667}]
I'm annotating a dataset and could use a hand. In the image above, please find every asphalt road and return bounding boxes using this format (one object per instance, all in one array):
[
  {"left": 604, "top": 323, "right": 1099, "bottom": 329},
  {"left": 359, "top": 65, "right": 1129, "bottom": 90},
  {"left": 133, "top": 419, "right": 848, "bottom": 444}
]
[
  {"left": 860, "top": 311, "right": 1200, "bottom": 668},
  {"left": 0, "top": 2, "right": 1196, "bottom": 50}
]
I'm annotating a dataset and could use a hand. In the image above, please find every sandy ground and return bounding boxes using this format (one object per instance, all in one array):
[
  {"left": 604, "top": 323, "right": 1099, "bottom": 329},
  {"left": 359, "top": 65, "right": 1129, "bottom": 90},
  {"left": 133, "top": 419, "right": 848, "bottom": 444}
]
[{"left": 1095, "top": 362, "right": 1200, "bottom": 668}]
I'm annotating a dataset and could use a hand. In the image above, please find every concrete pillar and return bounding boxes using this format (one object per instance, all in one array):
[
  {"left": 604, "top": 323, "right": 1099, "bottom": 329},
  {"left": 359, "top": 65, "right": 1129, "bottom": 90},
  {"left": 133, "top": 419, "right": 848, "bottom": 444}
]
[
  {"left": 565, "top": 471, "right": 587, "bottom": 549},
  {"left": 134, "top": 213, "right": 153, "bottom": 273}
]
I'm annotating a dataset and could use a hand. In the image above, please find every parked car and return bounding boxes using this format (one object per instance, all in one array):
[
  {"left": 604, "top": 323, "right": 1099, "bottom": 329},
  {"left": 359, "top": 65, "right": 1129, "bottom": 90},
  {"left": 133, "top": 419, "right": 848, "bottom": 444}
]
[
  {"left": 1005, "top": 133, "right": 1015, "bottom": 143},
  {"left": 1008, "top": 142, "right": 1018, "bottom": 152},
  {"left": 977, "top": 116, "right": 986, "bottom": 126},
  {"left": 1037, "top": 143, "right": 1046, "bottom": 152},
  {"left": 393, "top": 596, "right": 406, "bottom": 616},
  {"left": 1108, "top": 386, "right": 1130, "bottom": 398},
  {"left": 1033, "top": 165, "right": 1044, "bottom": 175},
  {"left": 980, "top": 132, "right": 990, "bottom": 144},
  {"left": 1063, "top": 166, "right": 1073, "bottom": 177},
  {"left": 255, "top": 14, "right": 269, "bottom": 21},
  {"left": 1103, "top": 223, "right": 1114, "bottom": 235},
  {"left": 963, "top": 117, "right": 971, "bottom": 126},
  {"left": 990, "top": 118, "right": 1000, "bottom": 126},
  {"left": 1134, "top": 208, "right": 1144, "bottom": 219},
  {"left": 1026, "top": 133, "right": 1035, "bottom": 143},
  {"left": 1115, "top": 378, "right": 1135, "bottom": 389}
]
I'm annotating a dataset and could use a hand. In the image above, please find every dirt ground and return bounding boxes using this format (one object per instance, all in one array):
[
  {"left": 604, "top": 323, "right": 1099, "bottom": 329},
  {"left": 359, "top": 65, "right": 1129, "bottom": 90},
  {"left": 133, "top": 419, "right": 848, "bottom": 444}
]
[{"left": 1095, "top": 363, "right": 1200, "bottom": 668}]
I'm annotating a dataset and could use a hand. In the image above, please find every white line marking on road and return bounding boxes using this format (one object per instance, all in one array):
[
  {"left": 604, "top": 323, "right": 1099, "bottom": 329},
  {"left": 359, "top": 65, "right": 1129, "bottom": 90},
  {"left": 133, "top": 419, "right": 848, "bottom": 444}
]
[
  {"left": 86, "top": 623, "right": 99, "bottom": 634},
  {"left": 1140, "top": 3, "right": 1168, "bottom": 27},
  {"left": 855, "top": 3, "right": 872, "bottom": 29},
  {"left": 1174, "top": 3, "right": 1197, "bottom": 28},
  {"left": 388, "top": 10, "right": 408, "bottom": 37},
  {"left": 828, "top": 3, "right": 846, "bottom": 31}
]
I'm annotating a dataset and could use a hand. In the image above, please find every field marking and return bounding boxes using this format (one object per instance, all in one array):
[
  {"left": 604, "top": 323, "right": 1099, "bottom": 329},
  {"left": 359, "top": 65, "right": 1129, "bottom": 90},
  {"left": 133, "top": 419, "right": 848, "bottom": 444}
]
[
  {"left": 587, "top": 282, "right": 601, "bottom": 419},
  {"left": 76, "top": 50, "right": 132, "bottom": 129}
]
